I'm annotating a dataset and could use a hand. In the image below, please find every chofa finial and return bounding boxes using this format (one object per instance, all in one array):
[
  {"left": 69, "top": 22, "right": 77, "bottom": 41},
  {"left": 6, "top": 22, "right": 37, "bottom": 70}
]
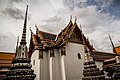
[
  {"left": 70, "top": 15, "right": 72, "bottom": 20},
  {"left": 30, "top": 27, "right": 33, "bottom": 34},
  {"left": 75, "top": 16, "right": 77, "bottom": 22}
]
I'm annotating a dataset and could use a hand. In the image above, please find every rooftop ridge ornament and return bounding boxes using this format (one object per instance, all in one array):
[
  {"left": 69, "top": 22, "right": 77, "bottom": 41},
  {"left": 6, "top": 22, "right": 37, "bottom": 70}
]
[
  {"left": 30, "top": 27, "right": 33, "bottom": 34},
  {"left": 20, "top": 5, "right": 28, "bottom": 45},
  {"left": 70, "top": 15, "right": 72, "bottom": 21},
  {"left": 75, "top": 16, "right": 77, "bottom": 23},
  {"left": 35, "top": 23, "right": 39, "bottom": 35}
]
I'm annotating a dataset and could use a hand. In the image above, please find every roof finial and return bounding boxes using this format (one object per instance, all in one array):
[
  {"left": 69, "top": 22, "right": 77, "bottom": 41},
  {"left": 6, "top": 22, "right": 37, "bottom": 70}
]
[
  {"left": 75, "top": 16, "right": 77, "bottom": 23},
  {"left": 35, "top": 24, "right": 38, "bottom": 35},
  {"left": 108, "top": 34, "right": 117, "bottom": 53},
  {"left": 20, "top": 5, "right": 28, "bottom": 45},
  {"left": 80, "top": 25, "right": 82, "bottom": 31},
  {"left": 70, "top": 15, "right": 72, "bottom": 21},
  {"left": 30, "top": 27, "right": 33, "bottom": 34}
]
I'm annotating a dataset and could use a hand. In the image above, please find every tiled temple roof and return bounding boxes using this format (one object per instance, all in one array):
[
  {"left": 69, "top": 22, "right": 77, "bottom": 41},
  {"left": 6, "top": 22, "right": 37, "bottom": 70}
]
[
  {"left": 39, "top": 30, "right": 56, "bottom": 40},
  {"left": 115, "top": 46, "right": 120, "bottom": 54},
  {"left": 91, "top": 50, "right": 118, "bottom": 61},
  {"left": 28, "top": 19, "right": 99, "bottom": 58},
  {"left": 0, "top": 52, "right": 15, "bottom": 68}
]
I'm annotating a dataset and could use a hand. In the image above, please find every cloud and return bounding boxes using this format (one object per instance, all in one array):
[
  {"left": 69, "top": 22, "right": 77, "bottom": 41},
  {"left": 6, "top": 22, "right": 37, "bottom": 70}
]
[
  {"left": 39, "top": 15, "right": 66, "bottom": 33},
  {"left": 2, "top": 7, "right": 24, "bottom": 19},
  {"left": 63, "top": 0, "right": 87, "bottom": 10},
  {"left": 95, "top": 0, "right": 114, "bottom": 8},
  {"left": 0, "top": 0, "right": 120, "bottom": 53},
  {"left": 43, "top": 16, "right": 62, "bottom": 23},
  {"left": 9, "top": 0, "right": 24, "bottom": 3},
  {"left": 0, "top": 33, "right": 17, "bottom": 52}
]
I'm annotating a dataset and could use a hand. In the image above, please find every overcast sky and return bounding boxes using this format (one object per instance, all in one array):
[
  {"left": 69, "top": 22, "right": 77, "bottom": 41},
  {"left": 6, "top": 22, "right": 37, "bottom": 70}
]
[{"left": 0, "top": 0, "right": 120, "bottom": 53}]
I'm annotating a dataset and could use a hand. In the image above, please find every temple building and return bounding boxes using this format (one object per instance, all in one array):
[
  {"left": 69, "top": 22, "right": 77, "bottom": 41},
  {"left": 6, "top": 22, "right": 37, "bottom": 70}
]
[
  {"left": 28, "top": 15, "right": 116, "bottom": 80},
  {"left": 4, "top": 5, "right": 36, "bottom": 80},
  {"left": 0, "top": 4, "right": 120, "bottom": 80}
]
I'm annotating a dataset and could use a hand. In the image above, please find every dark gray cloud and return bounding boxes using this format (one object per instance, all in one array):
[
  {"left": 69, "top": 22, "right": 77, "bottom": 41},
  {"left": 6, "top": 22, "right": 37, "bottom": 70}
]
[
  {"left": 43, "top": 16, "right": 62, "bottom": 23},
  {"left": 8, "top": 0, "right": 28, "bottom": 4},
  {"left": 0, "top": 0, "right": 120, "bottom": 53},
  {"left": 39, "top": 16, "right": 66, "bottom": 33},
  {"left": 63, "top": 0, "right": 87, "bottom": 10},
  {"left": 2, "top": 7, "right": 24, "bottom": 19},
  {"left": 0, "top": 33, "right": 17, "bottom": 52}
]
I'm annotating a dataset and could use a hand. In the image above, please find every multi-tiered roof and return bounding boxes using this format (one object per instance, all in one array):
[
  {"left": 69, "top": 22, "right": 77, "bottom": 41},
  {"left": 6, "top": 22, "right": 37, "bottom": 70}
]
[{"left": 28, "top": 17, "right": 95, "bottom": 58}]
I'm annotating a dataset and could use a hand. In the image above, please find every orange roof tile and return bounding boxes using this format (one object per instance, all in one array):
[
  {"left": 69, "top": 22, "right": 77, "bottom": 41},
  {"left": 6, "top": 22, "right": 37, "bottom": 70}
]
[
  {"left": 0, "top": 52, "right": 15, "bottom": 67},
  {"left": 115, "top": 46, "right": 120, "bottom": 53},
  {"left": 0, "top": 52, "right": 15, "bottom": 60}
]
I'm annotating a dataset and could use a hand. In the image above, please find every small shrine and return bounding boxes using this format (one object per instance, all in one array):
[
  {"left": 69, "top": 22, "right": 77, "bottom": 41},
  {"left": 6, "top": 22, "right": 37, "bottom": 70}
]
[{"left": 82, "top": 30, "right": 105, "bottom": 80}]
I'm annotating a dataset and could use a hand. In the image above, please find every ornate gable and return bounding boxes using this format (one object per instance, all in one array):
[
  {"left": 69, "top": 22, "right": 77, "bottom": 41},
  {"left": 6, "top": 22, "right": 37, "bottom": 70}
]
[
  {"left": 55, "top": 19, "right": 95, "bottom": 50},
  {"left": 69, "top": 22, "right": 83, "bottom": 44}
]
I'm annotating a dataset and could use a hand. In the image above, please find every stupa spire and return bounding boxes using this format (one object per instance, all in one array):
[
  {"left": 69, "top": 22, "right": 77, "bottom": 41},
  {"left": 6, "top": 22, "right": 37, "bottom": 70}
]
[
  {"left": 20, "top": 5, "right": 28, "bottom": 45},
  {"left": 81, "top": 27, "right": 105, "bottom": 80},
  {"left": 5, "top": 5, "right": 36, "bottom": 80}
]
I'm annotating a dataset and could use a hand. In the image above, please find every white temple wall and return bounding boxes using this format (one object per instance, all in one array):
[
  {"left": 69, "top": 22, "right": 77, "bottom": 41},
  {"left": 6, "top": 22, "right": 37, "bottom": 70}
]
[
  {"left": 31, "top": 50, "right": 50, "bottom": 80},
  {"left": 64, "top": 42, "right": 84, "bottom": 80},
  {"left": 31, "top": 43, "right": 104, "bottom": 80},
  {"left": 52, "top": 49, "right": 61, "bottom": 80},
  {"left": 31, "top": 50, "right": 40, "bottom": 80},
  {"left": 41, "top": 51, "right": 50, "bottom": 80}
]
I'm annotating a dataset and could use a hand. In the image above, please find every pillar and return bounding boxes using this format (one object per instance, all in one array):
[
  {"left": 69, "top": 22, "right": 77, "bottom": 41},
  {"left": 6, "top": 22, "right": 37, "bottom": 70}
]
[
  {"left": 49, "top": 49, "right": 54, "bottom": 80},
  {"left": 61, "top": 47, "right": 66, "bottom": 80}
]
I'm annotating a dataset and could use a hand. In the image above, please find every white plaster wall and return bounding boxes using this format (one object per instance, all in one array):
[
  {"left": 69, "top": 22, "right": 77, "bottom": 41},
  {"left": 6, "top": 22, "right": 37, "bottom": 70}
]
[
  {"left": 65, "top": 42, "right": 84, "bottom": 80},
  {"left": 30, "top": 44, "right": 103, "bottom": 80},
  {"left": 31, "top": 50, "right": 40, "bottom": 80},
  {"left": 40, "top": 51, "right": 50, "bottom": 80},
  {"left": 31, "top": 50, "right": 50, "bottom": 80},
  {"left": 52, "top": 49, "right": 61, "bottom": 80}
]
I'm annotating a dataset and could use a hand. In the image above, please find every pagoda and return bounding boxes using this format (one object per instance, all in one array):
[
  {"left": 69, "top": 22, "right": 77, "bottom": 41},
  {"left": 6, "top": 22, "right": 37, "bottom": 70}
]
[
  {"left": 81, "top": 29, "right": 105, "bottom": 80},
  {"left": 4, "top": 5, "right": 36, "bottom": 80}
]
